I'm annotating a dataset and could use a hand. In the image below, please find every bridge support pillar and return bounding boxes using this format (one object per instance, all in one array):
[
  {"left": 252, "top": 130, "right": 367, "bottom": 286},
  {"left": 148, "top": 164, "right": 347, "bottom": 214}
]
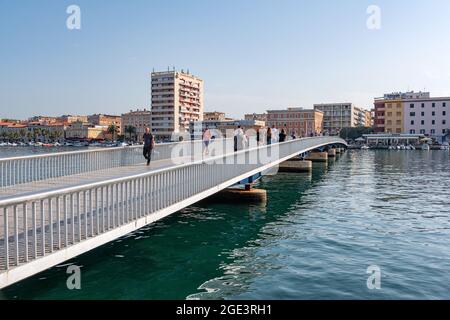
[
  {"left": 279, "top": 159, "right": 312, "bottom": 173},
  {"left": 212, "top": 188, "right": 267, "bottom": 203},
  {"left": 328, "top": 149, "right": 337, "bottom": 157},
  {"left": 305, "top": 151, "right": 328, "bottom": 162}
]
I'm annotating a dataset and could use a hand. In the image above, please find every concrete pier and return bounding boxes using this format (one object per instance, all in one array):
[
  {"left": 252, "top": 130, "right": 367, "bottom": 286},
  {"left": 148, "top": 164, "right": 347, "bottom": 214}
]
[
  {"left": 305, "top": 151, "right": 328, "bottom": 162},
  {"left": 328, "top": 149, "right": 337, "bottom": 157},
  {"left": 209, "top": 187, "right": 267, "bottom": 203},
  {"left": 279, "top": 160, "right": 312, "bottom": 173}
]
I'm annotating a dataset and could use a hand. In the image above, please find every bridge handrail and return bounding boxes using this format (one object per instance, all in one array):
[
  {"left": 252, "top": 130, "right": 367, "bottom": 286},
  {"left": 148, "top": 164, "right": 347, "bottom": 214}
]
[{"left": 0, "top": 138, "right": 233, "bottom": 188}]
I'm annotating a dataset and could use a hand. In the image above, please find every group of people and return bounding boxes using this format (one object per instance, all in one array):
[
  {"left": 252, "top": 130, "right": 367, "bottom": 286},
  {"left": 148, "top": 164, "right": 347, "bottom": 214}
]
[{"left": 142, "top": 125, "right": 325, "bottom": 166}]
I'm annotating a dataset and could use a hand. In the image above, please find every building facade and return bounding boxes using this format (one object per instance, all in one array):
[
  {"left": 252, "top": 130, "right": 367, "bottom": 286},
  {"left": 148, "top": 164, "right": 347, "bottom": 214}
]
[
  {"left": 151, "top": 70, "right": 204, "bottom": 141},
  {"left": 189, "top": 119, "right": 265, "bottom": 138},
  {"left": 121, "top": 109, "right": 152, "bottom": 142},
  {"left": 203, "top": 112, "right": 226, "bottom": 121},
  {"left": 404, "top": 97, "right": 450, "bottom": 137},
  {"left": 57, "top": 115, "right": 88, "bottom": 124},
  {"left": 373, "top": 91, "right": 450, "bottom": 138},
  {"left": 244, "top": 113, "right": 268, "bottom": 123},
  {"left": 266, "top": 108, "right": 323, "bottom": 137},
  {"left": 88, "top": 114, "right": 122, "bottom": 133},
  {"left": 313, "top": 103, "right": 371, "bottom": 135},
  {"left": 65, "top": 121, "right": 106, "bottom": 140}
]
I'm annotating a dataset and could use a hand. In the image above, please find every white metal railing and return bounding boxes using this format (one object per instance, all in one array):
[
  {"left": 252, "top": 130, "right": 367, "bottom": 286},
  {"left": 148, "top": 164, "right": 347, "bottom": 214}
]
[
  {"left": 0, "top": 139, "right": 231, "bottom": 188},
  {"left": 0, "top": 136, "right": 346, "bottom": 285}
]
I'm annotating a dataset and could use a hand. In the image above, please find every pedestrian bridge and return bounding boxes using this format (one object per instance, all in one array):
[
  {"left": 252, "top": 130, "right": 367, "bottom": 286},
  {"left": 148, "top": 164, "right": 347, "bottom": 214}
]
[{"left": 0, "top": 136, "right": 346, "bottom": 289}]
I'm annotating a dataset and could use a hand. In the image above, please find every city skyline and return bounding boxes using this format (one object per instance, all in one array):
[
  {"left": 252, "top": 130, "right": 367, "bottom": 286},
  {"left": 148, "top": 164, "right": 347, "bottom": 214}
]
[{"left": 2, "top": 0, "right": 450, "bottom": 119}]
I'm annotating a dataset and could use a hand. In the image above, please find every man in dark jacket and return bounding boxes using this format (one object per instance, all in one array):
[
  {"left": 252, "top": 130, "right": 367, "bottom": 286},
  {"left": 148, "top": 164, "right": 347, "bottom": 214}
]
[{"left": 143, "top": 127, "right": 155, "bottom": 166}]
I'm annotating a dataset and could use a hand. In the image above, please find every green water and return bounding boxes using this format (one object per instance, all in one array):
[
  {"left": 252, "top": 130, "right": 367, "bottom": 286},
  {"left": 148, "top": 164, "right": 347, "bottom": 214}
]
[{"left": 1, "top": 150, "right": 450, "bottom": 299}]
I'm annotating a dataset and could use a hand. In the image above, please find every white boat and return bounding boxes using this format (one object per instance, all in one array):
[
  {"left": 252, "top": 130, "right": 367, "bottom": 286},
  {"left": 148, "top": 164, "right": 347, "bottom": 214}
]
[
  {"left": 361, "top": 145, "right": 370, "bottom": 150},
  {"left": 421, "top": 144, "right": 430, "bottom": 151}
]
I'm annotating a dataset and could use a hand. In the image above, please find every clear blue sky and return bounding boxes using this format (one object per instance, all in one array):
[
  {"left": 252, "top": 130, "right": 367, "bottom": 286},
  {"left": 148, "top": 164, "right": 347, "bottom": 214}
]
[{"left": 1, "top": 0, "right": 450, "bottom": 120}]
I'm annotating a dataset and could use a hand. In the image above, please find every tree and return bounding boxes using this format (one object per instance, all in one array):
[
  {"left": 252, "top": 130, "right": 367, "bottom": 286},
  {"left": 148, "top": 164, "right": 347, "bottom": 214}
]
[
  {"left": 107, "top": 124, "right": 118, "bottom": 141},
  {"left": 124, "top": 125, "right": 136, "bottom": 142},
  {"left": 340, "top": 127, "right": 374, "bottom": 141}
]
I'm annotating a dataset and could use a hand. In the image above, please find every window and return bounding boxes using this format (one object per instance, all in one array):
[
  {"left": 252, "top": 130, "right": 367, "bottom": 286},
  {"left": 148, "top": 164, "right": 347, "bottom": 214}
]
[
  {"left": 397, "top": 112, "right": 402, "bottom": 116},
  {"left": 421, "top": 103, "right": 425, "bottom": 108},
  {"left": 443, "top": 111, "right": 446, "bottom": 116},
  {"left": 432, "top": 120, "right": 436, "bottom": 125},
  {"left": 432, "top": 103, "right": 436, "bottom": 108},
  {"left": 420, "top": 129, "right": 426, "bottom": 134},
  {"left": 387, "top": 112, "right": 392, "bottom": 116},
  {"left": 444, "top": 102, "right": 447, "bottom": 107},
  {"left": 410, "top": 112, "right": 415, "bottom": 117},
  {"left": 410, "top": 129, "right": 416, "bottom": 134},
  {"left": 443, "top": 120, "right": 447, "bottom": 125},
  {"left": 411, "top": 120, "right": 415, "bottom": 125},
  {"left": 421, "top": 112, "right": 425, "bottom": 117},
  {"left": 431, "top": 129, "right": 435, "bottom": 135},
  {"left": 432, "top": 111, "right": 436, "bottom": 116},
  {"left": 410, "top": 103, "right": 415, "bottom": 108},
  {"left": 421, "top": 120, "right": 425, "bottom": 125}
]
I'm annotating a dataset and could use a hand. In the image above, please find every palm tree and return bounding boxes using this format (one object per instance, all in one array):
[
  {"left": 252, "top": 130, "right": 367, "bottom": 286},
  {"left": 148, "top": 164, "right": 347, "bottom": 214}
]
[
  {"left": 124, "top": 125, "right": 136, "bottom": 142},
  {"left": 107, "top": 124, "right": 118, "bottom": 141}
]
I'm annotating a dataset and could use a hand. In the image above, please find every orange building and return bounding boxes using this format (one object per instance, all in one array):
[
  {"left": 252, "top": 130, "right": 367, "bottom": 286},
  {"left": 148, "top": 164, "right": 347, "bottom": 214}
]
[{"left": 266, "top": 108, "right": 323, "bottom": 137}]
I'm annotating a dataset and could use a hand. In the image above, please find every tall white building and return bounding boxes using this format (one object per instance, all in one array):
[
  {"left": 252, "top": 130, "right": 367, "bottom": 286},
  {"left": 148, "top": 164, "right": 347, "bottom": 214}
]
[
  {"left": 151, "top": 70, "right": 204, "bottom": 141},
  {"left": 313, "top": 103, "right": 371, "bottom": 135}
]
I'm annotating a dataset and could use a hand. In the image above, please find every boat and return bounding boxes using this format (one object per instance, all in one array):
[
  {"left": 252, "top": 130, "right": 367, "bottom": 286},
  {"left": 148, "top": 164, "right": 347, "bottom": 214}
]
[
  {"left": 421, "top": 144, "right": 430, "bottom": 151},
  {"left": 361, "top": 145, "right": 370, "bottom": 150}
]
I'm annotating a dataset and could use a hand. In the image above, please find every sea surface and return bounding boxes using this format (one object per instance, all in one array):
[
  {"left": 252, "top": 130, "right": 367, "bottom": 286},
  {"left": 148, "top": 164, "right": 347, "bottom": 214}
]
[{"left": 1, "top": 148, "right": 450, "bottom": 299}]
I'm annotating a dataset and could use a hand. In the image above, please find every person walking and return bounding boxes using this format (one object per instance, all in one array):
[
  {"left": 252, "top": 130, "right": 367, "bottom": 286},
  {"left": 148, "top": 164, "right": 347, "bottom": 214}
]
[
  {"left": 279, "top": 128, "right": 287, "bottom": 143},
  {"left": 271, "top": 125, "right": 279, "bottom": 144},
  {"left": 266, "top": 127, "right": 272, "bottom": 145},
  {"left": 143, "top": 127, "right": 154, "bottom": 166},
  {"left": 234, "top": 126, "right": 246, "bottom": 151},
  {"left": 203, "top": 126, "right": 212, "bottom": 155}
]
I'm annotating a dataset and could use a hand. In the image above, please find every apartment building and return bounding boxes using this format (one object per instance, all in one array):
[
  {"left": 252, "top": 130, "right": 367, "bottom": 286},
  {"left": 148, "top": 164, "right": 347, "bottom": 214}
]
[
  {"left": 373, "top": 91, "right": 450, "bottom": 137},
  {"left": 204, "top": 112, "right": 226, "bottom": 121},
  {"left": 121, "top": 109, "right": 152, "bottom": 142},
  {"left": 189, "top": 119, "right": 265, "bottom": 138},
  {"left": 404, "top": 96, "right": 450, "bottom": 137},
  {"left": 151, "top": 70, "right": 204, "bottom": 141},
  {"left": 65, "top": 121, "right": 107, "bottom": 140},
  {"left": 244, "top": 113, "right": 268, "bottom": 123},
  {"left": 88, "top": 114, "right": 122, "bottom": 133},
  {"left": 58, "top": 115, "right": 88, "bottom": 124},
  {"left": 313, "top": 103, "right": 371, "bottom": 135},
  {"left": 266, "top": 108, "right": 323, "bottom": 137}
]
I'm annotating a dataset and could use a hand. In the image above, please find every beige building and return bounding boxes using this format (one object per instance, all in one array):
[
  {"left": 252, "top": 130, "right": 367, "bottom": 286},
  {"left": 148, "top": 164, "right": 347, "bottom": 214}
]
[
  {"left": 151, "top": 70, "right": 204, "bottom": 141},
  {"left": 57, "top": 115, "right": 88, "bottom": 124},
  {"left": 65, "top": 121, "right": 106, "bottom": 140},
  {"left": 88, "top": 114, "right": 122, "bottom": 133},
  {"left": 204, "top": 112, "right": 226, "bottom": 121},
  {"left": 267, "top": 108, "right": 324, "bottom": 136},
  {"left": 245, "top": 113, "right": 267, "bottom": 123},
  {"left": 121, "top": 109, "right": 152, "bottom": 141},
  {"left": 313, "top": 103, "right": 371, "bottom": 135}
]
